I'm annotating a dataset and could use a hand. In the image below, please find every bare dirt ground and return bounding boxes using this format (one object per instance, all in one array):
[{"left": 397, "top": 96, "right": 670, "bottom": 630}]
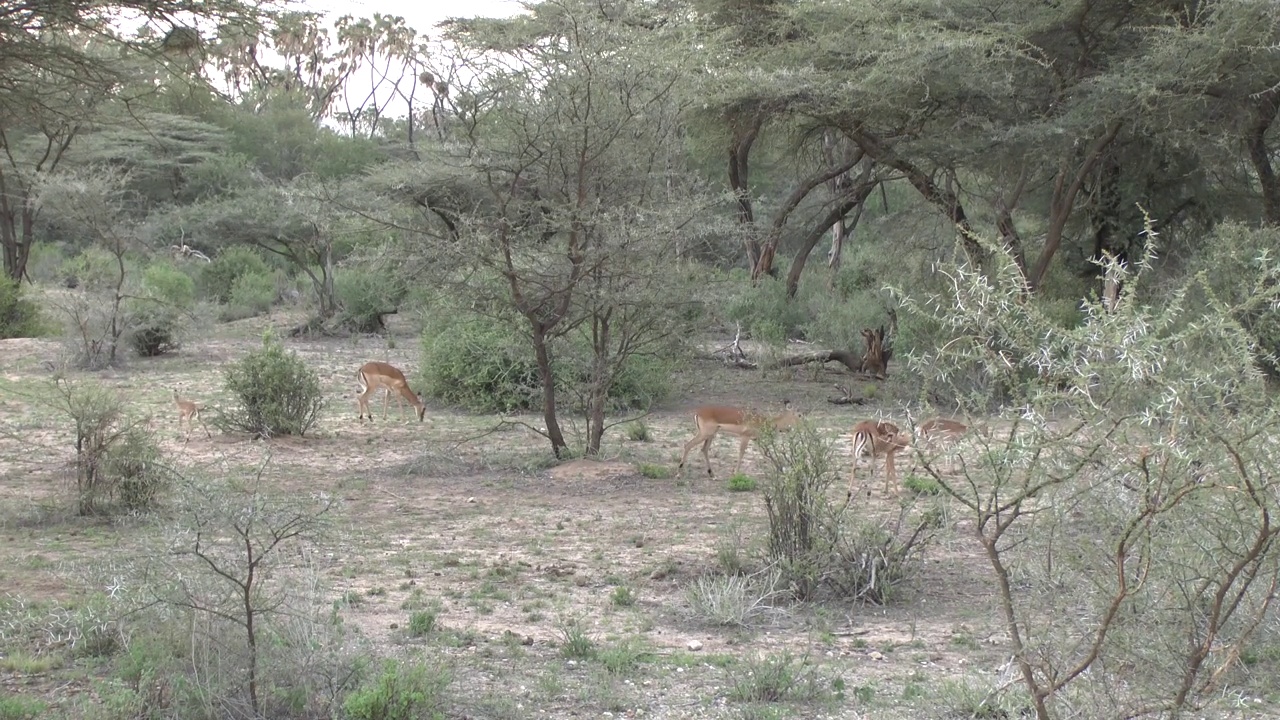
[{"left": 0, "top": 312, "right": 1024, "bottom": 719}]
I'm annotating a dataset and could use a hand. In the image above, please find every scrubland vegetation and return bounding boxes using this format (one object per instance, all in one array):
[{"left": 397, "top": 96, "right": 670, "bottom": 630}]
[{"left": 4, "top": 1, "right": 1280, "bottom": 718}]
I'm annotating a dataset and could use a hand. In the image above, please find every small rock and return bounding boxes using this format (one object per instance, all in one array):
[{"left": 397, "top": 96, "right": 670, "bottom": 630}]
[
  {"left": 466, "top": 497, "right": 476, "bottom": 503},
  {"left": 522, "top": 635, "right": 534, "bottom": 646},
  {"left": 869, "top": 651, "right": 884, "bottom": 661},
  {"left": 687, "top": 640, "right": 703, "bottom": 651}
]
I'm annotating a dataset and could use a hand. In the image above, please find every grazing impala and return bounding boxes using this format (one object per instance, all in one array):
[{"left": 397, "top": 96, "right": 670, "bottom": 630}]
[
  {"left": 847, "top": 419, "right": 909, "bottom": 498},
  {"left": 357, "top": 361, "right": 426, "bottom": 422},
  {"left": 173, "top": 388, "right": 211, "bottom": 440},
  {"left": 677, "top": 402, "right": 800, "bottom": 479},
  {"left": 916, "top": 416, "right": 979, "bottom": 475}
]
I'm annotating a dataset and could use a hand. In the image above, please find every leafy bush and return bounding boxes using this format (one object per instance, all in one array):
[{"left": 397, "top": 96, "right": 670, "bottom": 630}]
[
  {"left": 337, "top": 266, "right": 406, "bottom": 333},
  {"left": 56, "top": 379, "right": 172, "bottom": 515},
  {"left": 343, "top": 659, "right": 452, "bottom": 720},
  {"left": 201, "top": 245, "right": 270, "bottom": 303},
  {"left": 0, "top": 279, "right": 46, "bottom": 339},
  {"left": 725, "top": 276, "right": 808, "bottom": 343},
  {"left": 127, "top": 262, "right": 197, "bottom": 357},
  {"left": 1192, "top": 222, "right": 1280, "bottom": 378},
  {"left": 757, "top": 423, "right": 933, "bottom": 602},
  {"left": 222, "top": 335, "right": 324, "bottom": 437},
  {"left": 420, "top": 316, "right": 542, "bottom": 412},
  {"left": 60, "top": 247, "right": 124, "bottom": 291},
  {"left": 221, "top": 271, "right": 275, "bottom": 321}
]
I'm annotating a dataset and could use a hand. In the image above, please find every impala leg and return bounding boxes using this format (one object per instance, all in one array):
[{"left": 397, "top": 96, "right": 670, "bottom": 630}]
[
  {"left": 731, "top": 436, "right": 751, "bottom": 476},
  {"left": 701, "top": 435, "right": 716, "bottom": 478},
  {"left": 885, "top": 449, "right": 897, "bottom": 495},
  {"left": 847, "top": 435, "right": 865, "bottom": 499},
  {"left": 678, "top": 429, "right": 710, "bottom": 477},
  {"left": 382, "top": 388, "right": 390, "bottom": 420}
]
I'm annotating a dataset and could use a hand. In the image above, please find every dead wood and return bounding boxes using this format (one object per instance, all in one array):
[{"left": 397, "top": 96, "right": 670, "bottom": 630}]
[{"left": 769, "top": 349, "right": 863, "bottom": 373}]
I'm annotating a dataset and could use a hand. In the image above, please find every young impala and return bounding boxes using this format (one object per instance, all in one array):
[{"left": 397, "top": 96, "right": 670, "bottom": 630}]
[
  {"left": 356, "top": 361, "right": 426, "bottom": 422},
  {"left": 173, "top": 388, "right": 211, "bottom": 440},
  {"left": 847, "top": 419, "right": 909, "bottom": 498},
  {"left": 677, "top": 402, "right": 800, "bottom": 479}
]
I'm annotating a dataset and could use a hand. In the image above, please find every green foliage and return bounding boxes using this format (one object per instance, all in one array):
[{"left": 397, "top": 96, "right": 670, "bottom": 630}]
[
  {"left": 726, "top": 473, "right": 757, "bottom": 492},
  {"left": 0, "top": 695, "right": 47, "bottom": 720},
  {"left": 223, "top": 271, "right": 275, "bottom": 321},
  {"left": 128, "top": 262, "right": 197, "bottom": 356},
  {"left": 901, "top": 475, "right": 942, "bottom": 495},
  {"left": 727, "top": 652, "right": 832, "bottom": 704},
  {"left": 56, "top": 379, "right": 171, "bottom": 515},
  {"left": 1192, "top": 223, "right": 1280, "bottom": 379},
  {"left": 757, "top": 423, "right": 932, "bottom": 602},
  {"left": 609, "top": 586, "right": 636, "bottom": 607},
  {"left": 557, "top": 619, "right": 597, "bottom": 659},
  {"left": 61, "top": 247, "right": 125, "bottom": 291},
  {"left": 202, "top": 245, "right": 270, "bottom": 303},
  {"left": 221, "top": 335, "right": 325, "bottom": 437},
  {"left": 141, "top": 262, "right": 197, "bottom": 309},
  {"left": 342, "top": 659, "right": 451, "bottom": 720},
  {"left": 420, "top": 315, "right": 542, "bottom": 412},
  {"left": 624, "top": 420, "right": 651, "bottom": 441},
  {"left": 637, "top": 462, "right": 671, "bottom": 479},
  {"left": 407, "top": 607, "right": 439, "bottom": 638},
  {"left": 725, "top": 276, "right": 807, "bottom": 343},
  {"left": 0, "top": 280, "right": 46, "bottom": 339},
  {"left": 337, "top": 265, "right": 406, "bottom": 333}
]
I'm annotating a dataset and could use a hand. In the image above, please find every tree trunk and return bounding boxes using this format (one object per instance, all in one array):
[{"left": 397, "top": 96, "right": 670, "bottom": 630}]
[
  {"left": 1028, "top": 120, "right": 1124, "bottom": 290},
  {"left": 752, "top": 150, "right": 864, "bottom": 282},
  {"left": 785, "top": 183, "right": 876, "bottom": 299},
  {"left": 728, "top": 116, "right": 763, "bottom": 268},
  {"left": 1246, "top": 86, "right": 1280, "bottom": 227},
  {"left": 848, "top": 128, "right": 984, "bottom": 268},
  {"left": 586, "top": 313, "right": 611, "bottom": 457},
  {"left": 532, "top": 325, "right": 568, "bottom": 458}
]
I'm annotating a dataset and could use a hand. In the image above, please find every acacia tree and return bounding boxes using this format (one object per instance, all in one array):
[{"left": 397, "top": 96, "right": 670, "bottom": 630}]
[
  {"left": 0, "top": 0, "right": 270, "bottom": 281},
  {"left": 410, "top": 0, "right": 701, "bottom": 458},
  {"left": 902, "top": 236, "right": 1280, "bottom": 718}
]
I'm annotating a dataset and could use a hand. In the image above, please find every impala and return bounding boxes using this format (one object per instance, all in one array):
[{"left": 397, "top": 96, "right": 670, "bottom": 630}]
[
  {"left": 677, "top": 402, "right": 800, "bottom": 479},
  {"left": 357, "top": 361, "right": 426, "bottom": 422},
  {"left": 173, "top": 388, "right": 211, "bottom": 439},
  {"left": 847, "top": 419, "right": 908, "bottom": 497},
  {"left": 915, "top": 416, "right": 978, "bottom": 475}
]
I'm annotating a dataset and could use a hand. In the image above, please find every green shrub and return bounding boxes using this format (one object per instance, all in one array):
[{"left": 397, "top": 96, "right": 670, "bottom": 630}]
[
  {"left": 337, "top": 266, "right": 406, "bottom": 333},
  {"left": 407, "top": 608, "right": 438, "bottom": 638},
  {"left": 725, "top": 277, "right": 808, "bottom": 343},
  {"left": 221, "top": 271, "right": 275, "bottom": 321},
  {"left": 726, "top": 474, "right": 757, "bottom": 492},
  {"left": 60, "top": 247, "right": 124, "bottom": 291},
  {"left": 142, "top": 262, "right": 197, "bottom": 309},
  {"left": 201, "top": 245, "right": 269, "bottom": 302},
  {"left": 0, "top": 280, "right": 46, "bottom": 339},
  {"left": 342, "top": 659, "right": 452, "bottom": 720},
  {"left": 420, "top": 317, "right": 542, "bottom": 412},
  {"left": 222, "top": 335, "right": 325, "bottom": 437},
  {"left": 127, "top": 264, "right": 196, "bottom": 356},
  {"left": 57, "top": 379, "right": 172, "bottom": 515},
  {"left": 0, "top": 694, "right": 47, "bottom": 720},
  {"left": 625, "top": 420, "right": 651, "bottom": 442}
]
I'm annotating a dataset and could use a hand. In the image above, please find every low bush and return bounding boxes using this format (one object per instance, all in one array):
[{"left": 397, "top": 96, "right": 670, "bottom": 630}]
[
  {"left": 0, "top": 279, "right": 46, "bottom": 339},
  {"left": 56, "top": 379, "right": 172, "bottom": 515},
  {"left": 337, "top": 266, "right": 406, "bottom": 333},
  {"left": 221, "top": 335, "right": 324, "bottom": 437},
  {"left": 343, "top": 659, "right": 452, "bottom": 720},
  {"left": 201, "top": 245, "right": 270, "bottom": 303}
]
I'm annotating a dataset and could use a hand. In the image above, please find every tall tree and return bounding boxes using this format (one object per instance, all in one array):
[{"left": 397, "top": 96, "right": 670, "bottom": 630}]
[{"left": 403, "top": 0, "right": 704, "bottom": 458}]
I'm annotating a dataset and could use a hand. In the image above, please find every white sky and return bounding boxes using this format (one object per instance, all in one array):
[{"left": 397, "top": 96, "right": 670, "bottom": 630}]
[
  {"left": 302, "top": 0, "right": 525, "bottom": 31},
  {"left": 294, "top": 0, "right": 526, "bottom": 123}
]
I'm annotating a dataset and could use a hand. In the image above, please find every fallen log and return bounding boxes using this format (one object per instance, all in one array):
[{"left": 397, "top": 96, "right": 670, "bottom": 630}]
[{"left": 768, "top": 349, "right": 863, "bottom": 373}]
